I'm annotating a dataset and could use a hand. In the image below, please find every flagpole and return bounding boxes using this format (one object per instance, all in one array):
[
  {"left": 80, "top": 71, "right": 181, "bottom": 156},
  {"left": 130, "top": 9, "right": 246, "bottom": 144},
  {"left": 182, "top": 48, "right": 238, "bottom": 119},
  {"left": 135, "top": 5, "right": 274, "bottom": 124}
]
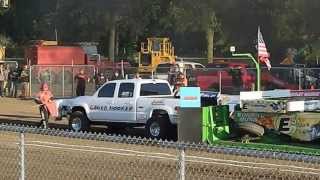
[{"left": 256, "top": 26, "right": 261, "bottom": 91}]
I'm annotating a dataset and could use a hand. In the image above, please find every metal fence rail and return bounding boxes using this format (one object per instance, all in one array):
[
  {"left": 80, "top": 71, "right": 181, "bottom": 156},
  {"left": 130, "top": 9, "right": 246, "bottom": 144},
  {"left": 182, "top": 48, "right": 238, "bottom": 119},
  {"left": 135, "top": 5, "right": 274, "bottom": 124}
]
[
  {"left": 25, "top": 65, "right": 320, "bottom": 97},
  {"left": 30, "top": 65, "right": 96, "bottom": 97},
  {"left": 0, "top": 123, "right": 319, "bottom": 179}
]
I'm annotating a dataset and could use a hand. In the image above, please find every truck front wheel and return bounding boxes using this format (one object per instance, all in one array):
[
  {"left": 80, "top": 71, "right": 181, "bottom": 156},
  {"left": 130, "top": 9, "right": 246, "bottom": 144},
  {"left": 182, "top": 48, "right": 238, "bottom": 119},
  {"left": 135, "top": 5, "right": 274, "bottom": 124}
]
[
  {"left": 69, "top": 111, "right": 90, "bottom": 132},
  {"left": 146, "top": 117, "right": 170, "bottom": 140}
]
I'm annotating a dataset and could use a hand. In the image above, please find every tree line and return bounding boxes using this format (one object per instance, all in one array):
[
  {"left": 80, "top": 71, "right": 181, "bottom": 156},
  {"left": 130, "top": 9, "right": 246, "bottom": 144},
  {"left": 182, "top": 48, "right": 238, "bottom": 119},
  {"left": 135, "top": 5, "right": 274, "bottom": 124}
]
[{"left": 0, "top": 0, "right": 319, "bottom": 64}]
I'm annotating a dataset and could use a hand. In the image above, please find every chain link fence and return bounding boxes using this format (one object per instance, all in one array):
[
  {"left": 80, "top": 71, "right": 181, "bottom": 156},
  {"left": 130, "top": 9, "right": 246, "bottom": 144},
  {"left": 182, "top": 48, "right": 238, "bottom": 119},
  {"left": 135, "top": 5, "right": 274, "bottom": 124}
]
[
  {"left": 26, "top": 64, "right": 320, "bottom": 98},
  {"left": 0, "top": 124, "right": 319, "bottom": 179},
  {"left": 184, "top": 67, "right": 320, "bottom": 94},
  {"left": 30, "top": 65, "right": 96, "bottom": 97}
]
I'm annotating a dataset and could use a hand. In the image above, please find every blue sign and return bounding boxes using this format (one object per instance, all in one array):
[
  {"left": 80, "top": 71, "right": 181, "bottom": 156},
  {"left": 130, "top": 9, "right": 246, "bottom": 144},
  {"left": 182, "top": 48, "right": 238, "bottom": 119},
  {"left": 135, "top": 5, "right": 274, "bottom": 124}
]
[{"left": 180, "top": 87, "right": 201, "bottom": 108}]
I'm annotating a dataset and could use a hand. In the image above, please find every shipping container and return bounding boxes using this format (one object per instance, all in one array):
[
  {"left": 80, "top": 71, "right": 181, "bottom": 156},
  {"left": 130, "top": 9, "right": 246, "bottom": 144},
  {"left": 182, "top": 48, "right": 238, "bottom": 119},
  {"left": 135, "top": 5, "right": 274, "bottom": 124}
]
[{"left": 25, "top": 46, "right": 86, "bottom": 65}]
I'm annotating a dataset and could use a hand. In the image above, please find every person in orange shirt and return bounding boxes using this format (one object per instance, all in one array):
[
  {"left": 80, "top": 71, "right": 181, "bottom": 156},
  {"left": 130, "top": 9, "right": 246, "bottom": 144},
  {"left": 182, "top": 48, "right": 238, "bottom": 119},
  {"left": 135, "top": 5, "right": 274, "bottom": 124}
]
[
  {"left": 36, "top": 83, "right": 58, "bottom": 119},
  {"left": 173, "top": 72, "right": 188, "bottom": 93}
]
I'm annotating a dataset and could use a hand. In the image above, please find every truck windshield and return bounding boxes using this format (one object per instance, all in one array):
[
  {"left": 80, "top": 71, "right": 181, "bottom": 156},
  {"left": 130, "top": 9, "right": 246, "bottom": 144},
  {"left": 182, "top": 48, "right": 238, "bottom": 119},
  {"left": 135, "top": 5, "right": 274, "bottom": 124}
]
[{"left": 140, "top": 83, "right": 171, "bottom": 96}]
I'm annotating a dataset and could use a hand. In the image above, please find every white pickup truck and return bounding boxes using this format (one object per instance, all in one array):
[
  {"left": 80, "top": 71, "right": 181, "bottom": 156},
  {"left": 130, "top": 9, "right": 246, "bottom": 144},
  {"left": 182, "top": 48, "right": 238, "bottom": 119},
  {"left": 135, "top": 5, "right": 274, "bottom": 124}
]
[{"left": 60, "top": 79, "right": 179, "bottom": 139}]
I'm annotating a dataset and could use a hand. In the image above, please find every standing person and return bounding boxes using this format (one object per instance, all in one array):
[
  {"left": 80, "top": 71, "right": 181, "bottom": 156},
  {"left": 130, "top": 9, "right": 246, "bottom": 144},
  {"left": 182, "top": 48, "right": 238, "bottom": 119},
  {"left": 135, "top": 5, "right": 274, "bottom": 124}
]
[
  {"left": 168, "top": 63, "right": 179, "bottom": 86},
  {"left": 95, "top": 72, "right": 107, "bottom": 90},
  {"left": 0, "top": 64, "right": 4, "bottom": 97},
  {"left": 111, "top": 70, "right": 122, "bottom": 80},
  {"left": 3, "top": 65, "right": 10, "bottom": 96},
  {"left": 173, "top": 72, "right": 188, "bottom": 94},
  {"left": 20, "top": 65, "right": 30, "bottom": 98},
  {"left": 36, "top": 83, "right": 59, "bottom": 118},
  {"left": 75, "top": 69, "right": 88, "bottom": 96},
  {"left": 38, "top": 68, "right": 51, "bottom": 84},
  {"left": 134, "top": 73, "right": 141, "bottom": 79},
  {"left": 8, "top": 67, "right": 19, "bottom": 98}
]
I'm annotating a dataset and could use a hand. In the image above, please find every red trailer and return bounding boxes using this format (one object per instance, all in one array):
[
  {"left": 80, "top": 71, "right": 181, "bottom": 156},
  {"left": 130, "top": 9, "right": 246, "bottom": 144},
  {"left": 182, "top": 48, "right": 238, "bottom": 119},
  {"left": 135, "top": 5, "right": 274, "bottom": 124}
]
[
  {"left": 24, "top": 41, "right": 133, "bottom": 78},
  {"left": 25, "top": 45, "right": 87, "bottom": 65}
]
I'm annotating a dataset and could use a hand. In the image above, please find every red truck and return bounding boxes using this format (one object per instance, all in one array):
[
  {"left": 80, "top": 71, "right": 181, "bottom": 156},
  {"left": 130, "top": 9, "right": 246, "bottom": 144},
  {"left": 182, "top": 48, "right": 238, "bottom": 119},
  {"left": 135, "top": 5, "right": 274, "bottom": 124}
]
[{"left": 194, "top": 61, "right": 299, "bottom": 94}]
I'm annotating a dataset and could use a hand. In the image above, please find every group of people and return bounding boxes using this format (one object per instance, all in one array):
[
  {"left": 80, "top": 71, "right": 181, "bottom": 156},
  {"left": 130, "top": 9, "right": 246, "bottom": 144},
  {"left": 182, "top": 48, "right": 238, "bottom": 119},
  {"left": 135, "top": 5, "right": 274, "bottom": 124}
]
[
  {"left": 74, "top": 65, "right": 187, "bottom": 97},
  {"left": 74, "top": 70, "right": 126, "bottom": 96},
  {"left": 0, "top": 63, "right": 188, "bottom": 98},
  {"left": 168, "top": 63, "right": 188, "bottom": 93},
  {"left": 0, "top": 64, "right": 30, "bottom": 98}
]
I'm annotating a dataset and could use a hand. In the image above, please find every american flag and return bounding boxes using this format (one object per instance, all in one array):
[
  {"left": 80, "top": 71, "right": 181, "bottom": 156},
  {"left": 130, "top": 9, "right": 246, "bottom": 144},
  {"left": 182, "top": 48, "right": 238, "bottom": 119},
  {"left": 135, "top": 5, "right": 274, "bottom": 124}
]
[{"left": 258, "top": 27, "right": 271, "bottom": 70}]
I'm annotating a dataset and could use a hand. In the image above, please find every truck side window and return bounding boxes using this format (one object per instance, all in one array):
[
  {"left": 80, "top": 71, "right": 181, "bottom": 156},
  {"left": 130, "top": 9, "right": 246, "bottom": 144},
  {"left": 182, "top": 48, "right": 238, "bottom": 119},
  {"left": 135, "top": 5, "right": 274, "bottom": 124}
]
[
  {"left": 118, "top": 83, "right": 134, "bottom": 98},
  {"left": 140, "top": 83, "right": 171, "bottom": 96},
  {"left": 98, "top": 83, "right": 116, "bottom": 97}
]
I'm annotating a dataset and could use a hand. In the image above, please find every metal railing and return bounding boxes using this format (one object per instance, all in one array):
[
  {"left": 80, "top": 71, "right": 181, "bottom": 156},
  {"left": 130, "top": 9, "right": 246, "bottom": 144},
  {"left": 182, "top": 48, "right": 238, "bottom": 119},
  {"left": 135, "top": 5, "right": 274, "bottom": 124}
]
[
  {"left": 29, "top": 65, "right": 96, "bottom": 97},
  {"left": 24, "top": 65, "right": 320, "bottom": 97},
  {"left": 0, "top": 123, "right": 319, "bottom": 179}
]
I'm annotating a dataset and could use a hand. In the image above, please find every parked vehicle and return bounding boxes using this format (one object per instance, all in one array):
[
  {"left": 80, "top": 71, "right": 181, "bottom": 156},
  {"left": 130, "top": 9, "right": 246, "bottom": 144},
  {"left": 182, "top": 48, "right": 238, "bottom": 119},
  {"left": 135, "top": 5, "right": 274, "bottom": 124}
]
[
  {"left": 138, "top": 38, "right": 176, "bottom": 73},
  {"left": 59, "top": 79, "right": 179, "bottom": 139},
  {"left": 25, "top": 40, "right": 132, "bottom": 70},
  {"left": 195, "top": 61, "right": 299, "bottom": 94},
  {"left": 154, "top": 61, "right": 205, "bottom": 81},
  {"left": 175, "top": 60, "right": 205, "bottom": 70}
]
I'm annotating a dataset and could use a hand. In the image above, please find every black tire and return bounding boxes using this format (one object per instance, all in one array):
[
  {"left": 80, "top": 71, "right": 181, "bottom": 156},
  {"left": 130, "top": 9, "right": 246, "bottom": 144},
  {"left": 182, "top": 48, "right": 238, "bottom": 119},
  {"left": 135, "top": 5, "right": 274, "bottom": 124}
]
[
  {"left": 146, "top": 117, "right": 170, "bottom": 140},
  {"left": 238, "top": 122, "right": 265, "bottom": 137},
  {"left": 69, "top": 111, "right": 90, "bottom": 132}
]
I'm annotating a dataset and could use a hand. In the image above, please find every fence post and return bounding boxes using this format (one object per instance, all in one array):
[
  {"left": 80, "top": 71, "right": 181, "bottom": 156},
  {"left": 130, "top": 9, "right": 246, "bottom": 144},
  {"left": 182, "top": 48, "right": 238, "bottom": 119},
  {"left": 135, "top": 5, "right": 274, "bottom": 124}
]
[
  {"left": 299, "top": 69, "right": 302, "bottom": 90},
  {"left": 29, "top": 65, "right": 32, "bottom": 97},
  {"left": 178, "top": 147, "right": 185, "bottom": 180},
  {"left": 219, "top": 71, "right": 222, "bottom": 93},
  {"left": 62, "top": 66, "right": 65, "bottom": 97},
  {"left": 49, "top": 67, "right": 53, "bottom": 91},
  {"left": 19, "top": 132, "right": 25, "bottom": 180}
]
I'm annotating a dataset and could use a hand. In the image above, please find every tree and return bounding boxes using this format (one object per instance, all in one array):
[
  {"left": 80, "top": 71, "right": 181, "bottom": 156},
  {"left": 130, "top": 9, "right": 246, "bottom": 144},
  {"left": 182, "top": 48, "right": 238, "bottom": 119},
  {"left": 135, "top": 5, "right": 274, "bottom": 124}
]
[{"left": 169, "top": 0, "right": 225, "bottom": 62}]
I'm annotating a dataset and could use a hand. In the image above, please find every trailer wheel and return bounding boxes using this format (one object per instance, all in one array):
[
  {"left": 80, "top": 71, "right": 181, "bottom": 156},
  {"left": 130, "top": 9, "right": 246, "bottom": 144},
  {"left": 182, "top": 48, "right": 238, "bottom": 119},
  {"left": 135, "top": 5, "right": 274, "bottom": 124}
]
[
  {"left": 146, "top": 117, "right": 170, "bottom": 140},
  {"left": 69, "top": 111, "right": 89, "bottom": 132}
]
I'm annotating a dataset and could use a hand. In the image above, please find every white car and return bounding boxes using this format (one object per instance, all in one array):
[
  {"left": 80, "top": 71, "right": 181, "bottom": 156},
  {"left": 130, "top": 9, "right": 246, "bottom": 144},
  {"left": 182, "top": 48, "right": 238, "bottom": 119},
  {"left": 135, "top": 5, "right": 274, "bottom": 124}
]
[
  {"left": 60, "top": 79, "right": 179, "bottom": 139},
  {"left": 154, "top": 61, "right": 205, "bottom": 80},
  {"left": 175, "top": 60, "right": 205, "bottom": 70}
]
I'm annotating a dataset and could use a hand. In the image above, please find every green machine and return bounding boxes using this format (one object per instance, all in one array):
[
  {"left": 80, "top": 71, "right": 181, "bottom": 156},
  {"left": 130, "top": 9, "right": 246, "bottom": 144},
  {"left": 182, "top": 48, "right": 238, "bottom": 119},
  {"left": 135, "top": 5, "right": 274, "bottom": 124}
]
[{"left": 202, "top": 105, "right": 230, "bottom": 144}]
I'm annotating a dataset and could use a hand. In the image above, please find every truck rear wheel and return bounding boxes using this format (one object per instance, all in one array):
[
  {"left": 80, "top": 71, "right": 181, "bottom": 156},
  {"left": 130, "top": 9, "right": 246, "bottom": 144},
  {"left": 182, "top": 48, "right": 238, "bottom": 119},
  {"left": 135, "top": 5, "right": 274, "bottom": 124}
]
[
  {"left": 69, "top": 111, "right": 90, "bottom": 132},
  {"left": 146, "top": 117, "right": 170, "bottom": 140}
]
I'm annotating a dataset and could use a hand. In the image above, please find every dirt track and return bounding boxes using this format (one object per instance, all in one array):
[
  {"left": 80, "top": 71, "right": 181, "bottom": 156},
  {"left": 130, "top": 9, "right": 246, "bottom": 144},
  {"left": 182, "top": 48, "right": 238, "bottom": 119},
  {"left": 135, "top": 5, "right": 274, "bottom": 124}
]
[
  {"left": 0, "top": 98, "right": 320, "bottom": 179},
  {"left": 0, "top": 131, "right": 319, "bottom": 180},
  {"left": 0, "top": 98, "right": 144, "bottom": 136}
]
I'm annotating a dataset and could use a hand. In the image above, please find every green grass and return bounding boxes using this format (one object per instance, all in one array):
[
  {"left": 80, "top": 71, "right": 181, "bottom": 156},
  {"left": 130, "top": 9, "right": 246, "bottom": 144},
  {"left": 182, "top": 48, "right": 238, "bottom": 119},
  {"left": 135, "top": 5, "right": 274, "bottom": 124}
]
[{"left": 212, "top": 132, "right": 320, "bottom": 156}]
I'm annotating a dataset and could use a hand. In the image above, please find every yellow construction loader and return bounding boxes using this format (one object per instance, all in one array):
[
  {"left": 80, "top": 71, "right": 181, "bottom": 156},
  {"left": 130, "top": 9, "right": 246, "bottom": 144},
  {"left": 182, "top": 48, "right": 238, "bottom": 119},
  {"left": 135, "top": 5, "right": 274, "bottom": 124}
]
[{"left": 138, "top": 38, "right": 176, "bottom": 73}]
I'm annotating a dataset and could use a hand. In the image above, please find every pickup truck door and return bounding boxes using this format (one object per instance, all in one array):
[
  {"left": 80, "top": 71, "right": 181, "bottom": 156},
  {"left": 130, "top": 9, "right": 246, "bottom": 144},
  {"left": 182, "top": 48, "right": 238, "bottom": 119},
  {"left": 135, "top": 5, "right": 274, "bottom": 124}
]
[
  {"left": 113, "top": 82, "right": 136, "bottom": 121},
  {"left": 89, "top": 83, "right": 116, "bottom": 121}
]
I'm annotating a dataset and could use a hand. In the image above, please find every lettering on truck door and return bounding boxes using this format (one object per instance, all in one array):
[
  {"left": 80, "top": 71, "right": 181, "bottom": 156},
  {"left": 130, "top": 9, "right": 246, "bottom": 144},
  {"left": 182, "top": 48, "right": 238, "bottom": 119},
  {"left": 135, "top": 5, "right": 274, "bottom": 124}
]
[
  {"left": 90, "top": 83, "right": 116, "bottom": 121},
  {"left": 113, "top": 82, "right": 136, "bottom": 121}
]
